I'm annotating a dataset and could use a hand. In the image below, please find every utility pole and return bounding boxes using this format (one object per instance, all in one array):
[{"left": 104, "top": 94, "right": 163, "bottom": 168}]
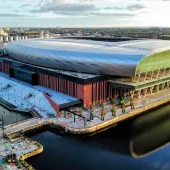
[
  {"left": 34, "top": 95, "right": 35, "bottom": 106},
  {"left": 39, "top": 100, "right": 41, "bottom": 109},
  {"left": 1, "top": 115, "right": 5, "bottom": 138},
  {"left": 14, "top": 89, "right": 15, "bottom": 98},
  {"left": 1, "top": 83, "right": 2, "bottom": 98},
  {"left": 8, "top": 88, "right": 9, "bottom": 100},
  {"left": 16, "top": 112, "right": 18, "bottom": 122},
  {"left": 20, "top": 92, "right": 22, "bottom": 105}
]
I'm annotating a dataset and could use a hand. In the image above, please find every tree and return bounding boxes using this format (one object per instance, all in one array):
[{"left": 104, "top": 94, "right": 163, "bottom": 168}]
[
  {"left": 101, "top": 108, "right": 105, "bottom": 121},
  {"left": 100, "top": 101, "right": 104, "bottom": 108},
  {"left": 130, "top": 96, "right": 135, "bottom": 109},
  {"left": 90, "top": 110, "right": 94, "bottom": 120},
  {"left": 79, "top": 108, "right": 83, "bottom": 114},
  {"left": 111, "top": 98, "right": 116, "bottom": 105},
  {"left": 90, "top": 104, "right": 94, "bottom": 110},
  {"left": 120, "top": 98, "right": 126, "bottom": 113},
  {"left": 122, "top": 104, "right": 126, "bottom": 113},
  {"left": 111, "top": 105, "right": 116, "bottom": 117}
]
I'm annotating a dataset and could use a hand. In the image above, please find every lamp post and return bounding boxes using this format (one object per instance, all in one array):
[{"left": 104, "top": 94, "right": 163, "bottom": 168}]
[
  {"left": 8, "top": 88, "right": 9, "bottom": 100},
  {"left": 34, "top": 95, "right": 35, "bottom": 106},
  {"left": 14, "top": 89, "right": 16, "bottom": 105},
  {"left": 1, "top": 115, "right": 4, "bottom": 138},
  {"left": 1, "top": 83, "right": 2, "bottom": 98},
  {"left": 14, "top": 89, "right": 15, "bottom": 98},
  {"left": 16, "top": 112, "right": 18, "bottom": 122},
  {"left": 39, "top": 100, "right": 41, "bottom": 109},
  {"left": 20, "top": 92, "right": 22, "bottom": 106}
]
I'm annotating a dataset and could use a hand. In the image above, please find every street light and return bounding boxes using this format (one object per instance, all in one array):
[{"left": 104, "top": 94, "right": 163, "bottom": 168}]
[
  {"left": 33, "top": 95, "right": 35, "bottom": 106},
  {"left": 8, "top": 88, "right": 9, "bottom": 100},
  {"left": 39, "top": 100, "right": 41, "bottom": 110},
  {"left": 20, "top": 92, "right": 22, "bottom": 105},
  {"left": 1, "top": 83, "right": 2, "bottom": 98},
  {"left": 13, "top": 89, "right": 15, "bottom": 98},
  {"left": 16, "top": 112, "right": 18, "bottom": 122}
]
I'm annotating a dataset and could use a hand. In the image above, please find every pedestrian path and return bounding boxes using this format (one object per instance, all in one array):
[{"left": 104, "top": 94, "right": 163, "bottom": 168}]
[{"left": 0, "top": 88, "right": 169, "bottom": 136}]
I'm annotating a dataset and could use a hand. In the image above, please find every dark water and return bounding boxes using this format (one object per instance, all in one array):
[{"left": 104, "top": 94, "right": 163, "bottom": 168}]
[
  {"left": 1, "top": 103, "right": 170, "bottom": 170},
  {"left": 130, "top": 104, "right": 170, "bottom": 156},
  {"left": 0, "top": 105, "right": 31, "bottom": 125},
  {"left": 26, "top": 104, "right": 170, "bottom": 170}
]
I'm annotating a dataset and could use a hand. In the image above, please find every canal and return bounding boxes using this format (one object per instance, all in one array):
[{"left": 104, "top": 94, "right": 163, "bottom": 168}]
[{"left": 2, "top": 104, "right": 170, "bottom": 170}]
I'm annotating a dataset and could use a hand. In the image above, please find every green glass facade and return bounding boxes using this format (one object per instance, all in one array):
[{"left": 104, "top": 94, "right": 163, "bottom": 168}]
[{"left": 136, "top": 50, "right": 170, "bottom": 74}]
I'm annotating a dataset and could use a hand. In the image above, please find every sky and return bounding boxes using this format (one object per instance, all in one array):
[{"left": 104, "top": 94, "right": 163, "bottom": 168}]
[{"left": 0, "top": 0, "right": 170, "bottom": 27}]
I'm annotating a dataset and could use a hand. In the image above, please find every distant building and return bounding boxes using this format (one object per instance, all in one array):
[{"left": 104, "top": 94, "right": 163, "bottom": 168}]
[
  {"left": 0, "top": 29, "right": 8, "bottom": 36},
  {"left": 152, "top": 34, "right": 158, "bottom": 39},
  {"left": 4, "top": 27, "right": 10, "bottom": 31}
]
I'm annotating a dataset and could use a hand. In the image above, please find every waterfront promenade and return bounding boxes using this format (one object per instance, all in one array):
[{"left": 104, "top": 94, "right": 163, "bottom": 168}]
[
  {"left": 0, "top": 85, "right": 170, "bottom": 169},
  {"left": 1, "top": 88, "right": 170, "bottom": 136}
]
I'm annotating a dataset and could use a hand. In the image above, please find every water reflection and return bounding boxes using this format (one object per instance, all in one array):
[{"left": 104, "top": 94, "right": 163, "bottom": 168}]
[{"left": 130, "top": 104, "right": 170, "bottom": 157}]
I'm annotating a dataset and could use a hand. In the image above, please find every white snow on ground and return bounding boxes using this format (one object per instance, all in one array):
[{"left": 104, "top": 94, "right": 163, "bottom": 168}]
[
  {"left": 34, "top": 85, "right": 78, "bottom": 105},
  {"left": 0, "top": 76, "right": 56, "bottom": 117},
  {"left": 0, "top": 72, "right": 79, "bottom": 118},
  {"left": 0, "top": 72, "right": 79, "bottom": 105}
]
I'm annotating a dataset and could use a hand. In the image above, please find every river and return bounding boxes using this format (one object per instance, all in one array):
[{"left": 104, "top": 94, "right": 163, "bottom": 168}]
[{"left": 2, "top": 104, "right": 170, "bottom": 170}]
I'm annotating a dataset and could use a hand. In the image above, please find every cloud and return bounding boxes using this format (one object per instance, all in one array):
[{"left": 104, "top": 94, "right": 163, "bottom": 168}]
[
  {"left": 30, "top": 1, "right": 142, "bottom": 17},
  {"left": 0, "top": 13, "right": 34, "bottom": 17},
  {"left": 104, "top": 7, "right": 124, "bottom": 10},
  {"left": 89, "top": 12, "right": 136, "bottom": 17},
  {"left": 31, "top": 1, "right": 98, "bottom": 16},
  {"left": 19, "top": 4, "right": 32, "bottom": 8},
  {"left": 104, "top": 4, "right": 145, "bottom": 11},
  {"left": 127, "top": 4, "right": 145, "bottom": 10}
]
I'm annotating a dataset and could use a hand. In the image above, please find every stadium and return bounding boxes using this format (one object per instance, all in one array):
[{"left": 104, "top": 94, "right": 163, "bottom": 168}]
[{"left": 1, "top": 38, "right": 170, "bottom": 109}]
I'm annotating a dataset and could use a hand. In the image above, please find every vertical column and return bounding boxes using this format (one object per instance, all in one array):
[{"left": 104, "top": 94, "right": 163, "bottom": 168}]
[
  {"left": 100, "top": 82, "right": 102, "bottom": 102},
  {"left": 136, "top": 74, "right": 141, "bottom": 83},
  {"left": 101, "top": 81, "right": 103, "bottom": 102},
  {"left": 96, "top": 82, "right": 99, "bottom": 103},
  {"left": 90, "top": 84, "right": 92, "bottom": 105},
  {"left": 103, "top": 81, "right": 106, "bottom": 102},
  {"left": 150, "top": 71, "right": 154, "bottom": 80},
  {"left": 144, "top": 72, "right": 148, "bottom": 82},
  {"left": 163, "top": 68, "right": 166, "bottom": 77},
  {"left": 87, "top": 84, "right": 90, "bottom": 106},
  {"left": 108, "top": 84, "right": 110, "bottom": 98},
  {"left": 156, "top": 69, "right": 161, "bottom": 79},
  {"left": 93, "top": 83, "right": 96, "bottom": 104},
  {"left": 84, "top": 85, "right": 87, "bottom": 108}
]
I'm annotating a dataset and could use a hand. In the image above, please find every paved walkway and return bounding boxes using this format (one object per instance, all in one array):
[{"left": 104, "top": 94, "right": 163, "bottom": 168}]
[{"left": 0, "top": 88, "right": 169, "bottom": 136}]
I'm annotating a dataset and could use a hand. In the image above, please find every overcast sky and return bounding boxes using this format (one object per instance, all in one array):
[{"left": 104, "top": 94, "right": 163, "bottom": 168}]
[{"left": 0, "top": 0, "right": 170, "bottom": 27}]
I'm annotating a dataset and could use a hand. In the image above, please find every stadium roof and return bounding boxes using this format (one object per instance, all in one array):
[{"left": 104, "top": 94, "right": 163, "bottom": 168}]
[{"left": 5, "top": 38, "right": 170, "bottom": 76}]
